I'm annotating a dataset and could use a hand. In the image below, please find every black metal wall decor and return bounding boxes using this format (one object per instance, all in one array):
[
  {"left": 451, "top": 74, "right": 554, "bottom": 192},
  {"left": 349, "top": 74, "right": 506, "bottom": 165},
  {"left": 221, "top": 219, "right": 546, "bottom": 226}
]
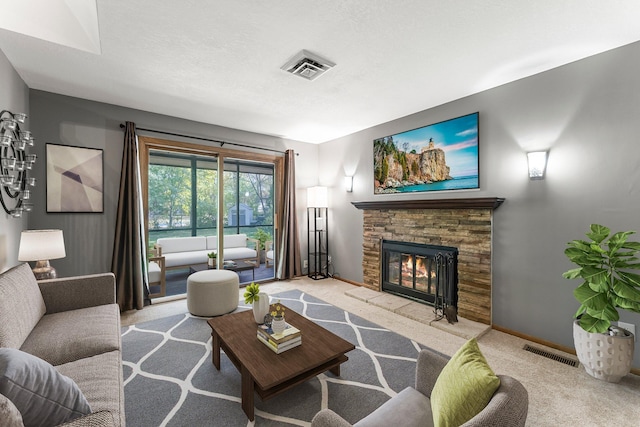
[{"left": 0, "top": 110, "right": 36, "bottom": 217}]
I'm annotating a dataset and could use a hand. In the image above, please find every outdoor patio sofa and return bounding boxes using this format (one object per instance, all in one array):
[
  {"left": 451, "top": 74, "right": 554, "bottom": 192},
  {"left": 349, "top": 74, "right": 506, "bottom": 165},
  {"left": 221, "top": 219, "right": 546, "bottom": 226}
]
[
  {"left": 0, "top": 263, "right": 124, "bottom": 426},
  {"left": 155, "top": 233, "right": 259, "bottom": 270}
]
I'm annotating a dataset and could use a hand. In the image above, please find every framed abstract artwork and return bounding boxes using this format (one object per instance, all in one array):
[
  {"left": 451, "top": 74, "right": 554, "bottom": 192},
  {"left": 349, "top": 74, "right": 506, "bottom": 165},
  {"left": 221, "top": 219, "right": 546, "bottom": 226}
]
[
  {"left": 373, "top": 112, "right": 479, "bottom": 194},
  {"left": 46, "top": 143, "right": 104, "bottom": 213}
]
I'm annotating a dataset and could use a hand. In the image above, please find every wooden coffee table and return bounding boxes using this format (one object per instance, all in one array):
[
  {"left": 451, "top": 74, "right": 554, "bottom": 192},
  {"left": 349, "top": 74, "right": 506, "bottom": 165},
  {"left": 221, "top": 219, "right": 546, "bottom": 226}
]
[{"left": 207, "top": 305, "right": 355, "bottom": 420}]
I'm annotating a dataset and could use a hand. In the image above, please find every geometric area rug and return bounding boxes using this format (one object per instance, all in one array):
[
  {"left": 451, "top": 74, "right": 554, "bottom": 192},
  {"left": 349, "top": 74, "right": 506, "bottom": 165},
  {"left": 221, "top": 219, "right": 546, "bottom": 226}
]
[{"left": 121, "top": 289, "right": 431, "bottom": 426}]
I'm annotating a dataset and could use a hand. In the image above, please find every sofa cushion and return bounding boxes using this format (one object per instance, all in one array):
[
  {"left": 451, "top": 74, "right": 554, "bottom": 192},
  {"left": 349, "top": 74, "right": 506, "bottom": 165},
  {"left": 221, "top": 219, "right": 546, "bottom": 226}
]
[
  {"left": 355, "top": 387, "right": 433, "bottom": 427},
  {"left": 0, "top": 392, "right": 24, "bottom": 427},
  {"left": 206, "top": 234, "right": 249, "bottom": 251},
  {"left": 223, "top": 247, "right": 257, "bottom": 260},
  {"left": 0, "top": 263, "right": 46, "bottom": 349},
  {"left": 163, "top": 250, "right": 210, "bottom": 268},
  {"left": 206, "top": 236, "right": 218, "bottom": 250},
  {"left": 20, "top": 304, "right": 121, "bottom": 366},
  {"left": 148, "top": 260, "right": 162, "bottom": 283},
  {"left": 0, "top": 348, "right": 91, "bottom": 427},
  {"left": 56, "top": 350, "right": 124, "bottom": 427},
  {"left": 430, "top": 338, "right": 500, "bottom": 427},
  {"left": 224, "top": 233, "right": 248, "bottom": 248},
  {"left": 157, "top": 236, "right": 206, "bottom": 254}
]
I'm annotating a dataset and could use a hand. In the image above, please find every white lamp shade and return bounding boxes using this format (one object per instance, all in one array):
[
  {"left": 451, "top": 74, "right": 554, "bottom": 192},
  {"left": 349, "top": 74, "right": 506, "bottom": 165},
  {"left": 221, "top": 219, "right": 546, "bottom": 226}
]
[
  {"left": 307, "top": 186, "right": 328, "bottom": 208},
  {"left": 18, "top": 229, "right": 66, "bottom": 261}
]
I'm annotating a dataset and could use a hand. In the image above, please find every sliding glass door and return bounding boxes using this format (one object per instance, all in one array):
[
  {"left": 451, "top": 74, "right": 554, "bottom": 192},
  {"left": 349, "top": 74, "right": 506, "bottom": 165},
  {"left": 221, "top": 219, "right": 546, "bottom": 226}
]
[{"left": 146, "top": 149, "right": 275, "bottom": 297}]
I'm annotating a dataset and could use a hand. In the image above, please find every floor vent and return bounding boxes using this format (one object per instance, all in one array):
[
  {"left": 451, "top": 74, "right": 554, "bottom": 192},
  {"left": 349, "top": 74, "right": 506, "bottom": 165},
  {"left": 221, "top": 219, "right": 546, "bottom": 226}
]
[{"left": 523, "top": 344, "right": 579, "bottom": 367}]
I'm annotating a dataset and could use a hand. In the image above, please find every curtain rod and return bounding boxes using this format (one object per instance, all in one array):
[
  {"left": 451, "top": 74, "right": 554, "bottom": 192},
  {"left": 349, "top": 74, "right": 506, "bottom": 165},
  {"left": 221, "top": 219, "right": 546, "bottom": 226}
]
[{"left": 119, "top": 123, "right": 296, "bottom": 155}]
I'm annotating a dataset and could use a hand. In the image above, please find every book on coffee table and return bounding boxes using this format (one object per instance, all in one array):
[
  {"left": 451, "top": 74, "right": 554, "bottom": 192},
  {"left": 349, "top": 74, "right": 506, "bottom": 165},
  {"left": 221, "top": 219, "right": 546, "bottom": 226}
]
[
  {"left": 256, "top": 333, "right": 301, "bottom": 354},
  {"left": 257, "top": 322, "right": 301, "bottom": 345}
]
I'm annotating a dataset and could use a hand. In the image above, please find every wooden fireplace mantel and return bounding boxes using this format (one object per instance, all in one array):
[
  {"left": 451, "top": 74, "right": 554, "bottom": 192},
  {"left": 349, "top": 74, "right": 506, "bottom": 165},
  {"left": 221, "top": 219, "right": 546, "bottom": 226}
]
[{"left": 351, "top": 197, "right": 505, "bottom": 211}]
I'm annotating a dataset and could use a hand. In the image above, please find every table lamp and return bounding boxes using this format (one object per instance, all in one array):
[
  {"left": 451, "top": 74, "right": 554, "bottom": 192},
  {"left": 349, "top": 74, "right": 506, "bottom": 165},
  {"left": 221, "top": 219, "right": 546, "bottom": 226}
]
[{"left": 18, "top": 229, "right": 66, "bottom": 279}]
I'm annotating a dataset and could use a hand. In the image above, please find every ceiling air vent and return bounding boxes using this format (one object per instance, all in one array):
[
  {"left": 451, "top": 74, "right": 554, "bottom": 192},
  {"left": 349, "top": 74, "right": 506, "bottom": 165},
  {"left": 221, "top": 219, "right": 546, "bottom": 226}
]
[{"left": 281, "top": 50, "right": 335, "bottom": 81}]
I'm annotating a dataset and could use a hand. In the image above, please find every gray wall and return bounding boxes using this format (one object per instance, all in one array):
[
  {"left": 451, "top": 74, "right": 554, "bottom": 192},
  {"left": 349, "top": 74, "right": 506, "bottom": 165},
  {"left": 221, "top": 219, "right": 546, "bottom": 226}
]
[
  {"left": 27, "top": 91, "right": 316, "bottom": 277},
  {"left": 319, "top": 41, "right": 640, "bottom": 368},
  {"left": 0, "top": 49, "right": 29, "bottom": 272}
]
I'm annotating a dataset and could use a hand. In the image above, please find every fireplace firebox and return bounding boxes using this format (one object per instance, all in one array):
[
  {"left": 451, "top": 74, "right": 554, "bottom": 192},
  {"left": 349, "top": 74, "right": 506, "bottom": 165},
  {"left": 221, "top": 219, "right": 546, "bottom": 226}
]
[{"left": 381, "top": 240, "right": 458, "bottom": 321}]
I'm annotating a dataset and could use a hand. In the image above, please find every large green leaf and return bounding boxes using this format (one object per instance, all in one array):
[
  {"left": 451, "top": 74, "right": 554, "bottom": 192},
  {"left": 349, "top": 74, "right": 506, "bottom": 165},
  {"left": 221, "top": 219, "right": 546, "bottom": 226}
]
[
  {"left": 579, "top": 313, "right": 611, "bottom": 334},
  {"left": 586, "top": 224, "right": 610, "bottom": 244},
  {"left": 618, "top": 271, "right": 640, "bottom": 287},
  {"left": 588, "top": 280, "right": 608, "bottom": 293},
  {"left": 586, "top": 303, "right": 619, "bottom": 322},
  {"left": 562, "top": 268, "right": 582, "bottom": 280},
  {"left": 612, "top": 278, "right": 640, "bottom": 302},
  {"left": 580, "top": 266, "right": 608, "bottom": 285},
  {"left": 567, "top": 240, "right": 592, "bottom": 251},
  {"left": 573, "top": 283, "right": 608, "bottom": 309},
  {"left": 612, "top": 295, "right": 640, "bottom": 312},
  {"left": 622, "top": 241, "right": 640, "bottom": 251},
  {"left": 589, "top": 243, "right": 607, "bottom": 254},
  {"left": 607, "top": 231, "right": 634, "bottom": 254}
]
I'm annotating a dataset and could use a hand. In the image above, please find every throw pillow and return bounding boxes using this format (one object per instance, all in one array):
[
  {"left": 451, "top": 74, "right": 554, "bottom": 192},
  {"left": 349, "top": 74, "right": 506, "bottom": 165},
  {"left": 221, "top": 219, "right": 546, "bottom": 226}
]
[
  {"left": 430, "top": 338, "right": 500, "bottom": 427},
  {"left": 0, "top": 348, "right": 91, "bottom": 427}
]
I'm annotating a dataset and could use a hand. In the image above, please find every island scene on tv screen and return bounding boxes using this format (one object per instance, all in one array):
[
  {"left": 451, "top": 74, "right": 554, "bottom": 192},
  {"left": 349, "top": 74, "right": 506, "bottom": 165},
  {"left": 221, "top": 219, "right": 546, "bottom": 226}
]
[{"left": 373, "top": 112, "right": 479, "bottom": 194}]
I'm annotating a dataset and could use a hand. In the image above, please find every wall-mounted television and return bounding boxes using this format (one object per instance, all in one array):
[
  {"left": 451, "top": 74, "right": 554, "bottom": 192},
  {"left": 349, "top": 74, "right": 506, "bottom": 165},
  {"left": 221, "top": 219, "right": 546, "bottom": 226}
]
[{"left": 373, "top": 112, "right": 479, "bottom": 194}]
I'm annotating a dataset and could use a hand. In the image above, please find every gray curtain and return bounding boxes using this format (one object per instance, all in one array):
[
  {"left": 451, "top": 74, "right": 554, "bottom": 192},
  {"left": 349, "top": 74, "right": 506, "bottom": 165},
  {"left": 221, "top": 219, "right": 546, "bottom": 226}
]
[
  {"left": 112, "top": 121, "right": 149, "bottom": 311},
  {"left": 276, "top": 149, "right": 302, "bottom": 279}
]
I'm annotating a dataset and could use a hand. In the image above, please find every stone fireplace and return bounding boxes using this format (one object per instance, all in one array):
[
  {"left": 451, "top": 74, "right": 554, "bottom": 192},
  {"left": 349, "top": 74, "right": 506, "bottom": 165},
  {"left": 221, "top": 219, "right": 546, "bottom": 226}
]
[{"left": 353, "top": 197, "right": 504, "bottom": 325}]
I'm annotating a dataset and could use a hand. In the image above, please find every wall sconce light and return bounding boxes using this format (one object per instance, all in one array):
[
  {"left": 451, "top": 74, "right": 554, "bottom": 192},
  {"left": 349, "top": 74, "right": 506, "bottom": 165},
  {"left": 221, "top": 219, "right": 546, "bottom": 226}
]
[
  {"left": 344, "top": 176, "right": 353, "bottom": 192},
  {"left": 0, "top": 110, "right": 36, "bottom": 217},
  {"left": 527, "top": 151, "right": 548, "bottom": 180},
  {"left": 18, "top": 229, "right": 66, "bottom": 279},
  {"left": 307, "top": 186, "right": 328, "bottom": 208}
]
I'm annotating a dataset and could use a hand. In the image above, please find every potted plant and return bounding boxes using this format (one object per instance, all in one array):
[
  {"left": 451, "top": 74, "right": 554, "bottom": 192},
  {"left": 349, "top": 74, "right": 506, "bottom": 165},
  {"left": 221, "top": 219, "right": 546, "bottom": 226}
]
[
  {"left": 207, "top": 251, "right": 217, "bottom": 268},
  {"left": 563, "top": 224, "right": 640, "bottom": 382},
  {"left": 244, "top": 282, "right": 269, "bottom": 324},
  {"left": 254, "top": 228, "right": 272, "bottom": 263}
]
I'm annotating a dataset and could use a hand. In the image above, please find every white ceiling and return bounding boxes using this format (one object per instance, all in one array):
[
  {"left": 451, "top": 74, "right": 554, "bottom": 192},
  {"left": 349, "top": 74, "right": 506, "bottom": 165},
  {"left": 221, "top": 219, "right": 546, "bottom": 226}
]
[{"left": 0, "top": 1, "right": 639, "bottom": 144}]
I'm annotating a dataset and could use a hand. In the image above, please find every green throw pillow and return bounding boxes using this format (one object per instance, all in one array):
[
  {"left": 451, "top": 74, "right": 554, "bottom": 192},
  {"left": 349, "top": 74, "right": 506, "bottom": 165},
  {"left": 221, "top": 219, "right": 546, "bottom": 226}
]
[{"left": 430, "top": 338, "right": 500, "bottom": 427}]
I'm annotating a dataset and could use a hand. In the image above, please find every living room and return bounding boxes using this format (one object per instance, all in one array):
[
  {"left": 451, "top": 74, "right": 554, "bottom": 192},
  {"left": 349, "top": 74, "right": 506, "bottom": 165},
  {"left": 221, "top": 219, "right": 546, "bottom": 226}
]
[{"left": 1, "top": 2, "right": 640, "bottom": 426}]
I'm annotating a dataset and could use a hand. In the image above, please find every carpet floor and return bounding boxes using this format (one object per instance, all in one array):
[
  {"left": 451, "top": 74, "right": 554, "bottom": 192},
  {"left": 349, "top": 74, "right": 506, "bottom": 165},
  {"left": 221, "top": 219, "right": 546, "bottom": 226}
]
[{"left": 121, "top": 289, "right": 429, "bottom": 426}]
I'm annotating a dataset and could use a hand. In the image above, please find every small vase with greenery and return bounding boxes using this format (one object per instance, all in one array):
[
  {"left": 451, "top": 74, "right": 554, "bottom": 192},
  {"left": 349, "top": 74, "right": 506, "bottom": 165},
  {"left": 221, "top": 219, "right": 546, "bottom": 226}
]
[
  {"left": 563, "top": 223, "right": 640, "bottom": 381},
  {"left": 207, "top": 251, "right": 217, "bottom": 267},
  {"left": 244, "top": 282, "right": 269, "bottom": 324}
]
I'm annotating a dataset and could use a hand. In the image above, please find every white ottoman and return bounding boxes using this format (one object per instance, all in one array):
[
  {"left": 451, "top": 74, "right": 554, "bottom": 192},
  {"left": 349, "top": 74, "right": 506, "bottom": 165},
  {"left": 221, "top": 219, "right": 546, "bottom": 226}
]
[{"left": 187, "top": 270, "right": 239, "bottom": 316}]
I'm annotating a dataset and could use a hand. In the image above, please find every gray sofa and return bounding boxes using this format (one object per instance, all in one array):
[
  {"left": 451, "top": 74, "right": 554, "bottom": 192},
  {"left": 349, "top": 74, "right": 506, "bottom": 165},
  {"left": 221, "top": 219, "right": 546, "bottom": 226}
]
[
  {"left": 0, "top": 263, "right": 124, "bottom": 427},
  {"left": 311, "top": 347, "right": 528, "bottom": 427}
]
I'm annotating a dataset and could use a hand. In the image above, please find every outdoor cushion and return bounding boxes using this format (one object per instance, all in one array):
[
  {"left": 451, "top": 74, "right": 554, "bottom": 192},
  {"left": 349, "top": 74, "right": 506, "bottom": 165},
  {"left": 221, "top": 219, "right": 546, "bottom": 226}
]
[
  {"left": 0, "top": 348, "right": 91, "bottom": 427},
  {"left": 430, "top": 338, "right": 500, "bottom": 427},
  {"left": 157, "top": 236, "right": 207, "bottom": 253}
]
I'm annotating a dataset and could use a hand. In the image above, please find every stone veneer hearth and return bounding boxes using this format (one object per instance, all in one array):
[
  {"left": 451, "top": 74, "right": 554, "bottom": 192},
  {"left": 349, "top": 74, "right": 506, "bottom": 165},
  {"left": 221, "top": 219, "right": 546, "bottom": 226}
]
[{"left": 352, "top": 198, "right": 504, "bottom": 325}]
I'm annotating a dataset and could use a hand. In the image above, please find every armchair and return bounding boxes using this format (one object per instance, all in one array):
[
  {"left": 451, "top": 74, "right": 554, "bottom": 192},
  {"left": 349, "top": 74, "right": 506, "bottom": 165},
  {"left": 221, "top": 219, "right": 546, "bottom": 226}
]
[{"left": 311, "top": 347, "right": 528, "bottom": 427}]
